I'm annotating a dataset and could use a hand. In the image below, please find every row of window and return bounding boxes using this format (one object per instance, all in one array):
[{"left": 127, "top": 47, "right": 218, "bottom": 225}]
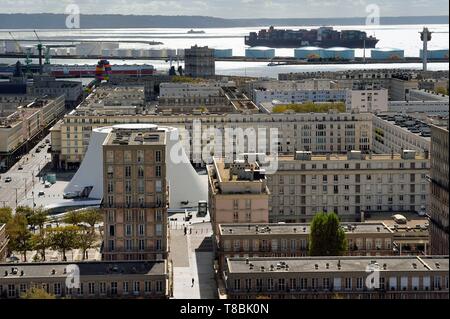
[
  {"left": 231, "top": 276, "right": 449, "bottom": 292},
  {"left": 106, "top": 150, "right": 162, "bottom": 164},
  {"left": 0, "top": 281, "right": 165, "bottom": 298}
]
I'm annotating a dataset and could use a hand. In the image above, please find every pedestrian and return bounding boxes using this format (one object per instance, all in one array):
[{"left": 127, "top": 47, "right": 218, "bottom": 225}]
[
  {"left": 184, "top": 227, "right": 187, "bottom": 236},
  {"left": 190, "top": 228, "right": 192, "bottom": 235},
  {"left": 191, "top": 278, "right": 195, "bottom": 287}
]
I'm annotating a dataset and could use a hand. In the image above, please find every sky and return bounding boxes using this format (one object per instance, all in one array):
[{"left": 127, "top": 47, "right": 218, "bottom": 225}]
[{"left": 0, "top": 0, "right": 449, "bottom": 19}]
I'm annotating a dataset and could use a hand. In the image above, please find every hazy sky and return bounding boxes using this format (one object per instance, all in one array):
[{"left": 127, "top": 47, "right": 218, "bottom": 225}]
[{"left": 1, "top": 0, "right": 449, "bottom": 18}]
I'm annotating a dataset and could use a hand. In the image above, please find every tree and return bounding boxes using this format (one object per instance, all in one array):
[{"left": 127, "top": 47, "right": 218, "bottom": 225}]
[
  {"left": 30, "top": 232, "right": 51, "bottom": 261},
  {"left": 435, "top": 86, "right": 449, "bottom": 96},
  {"left": 76, "top": 226, "right": 99, "bottom": 260},
  {"left": 6, "top": 214, "right": 33, "bottom": 262},
  {"left": 0, "top": 207, "right": 13, "bottom": 224},
  {"left": 63, "top": 211, "right": 83, "bottom": 226},
  {"left": 48, "top": 226, "right": 79, "bottom": 261},
  {"left": 15, "top": 206, "right": 34, "bottom": 220},
  {"left": 20, "top": 287, "right": 55, "bottom": 299},
  {"left": 79, "top": 209, "right": 102, "bottom": 233},
  {"left": 309, "top": 212, "right": 347, "bottom": 256},
  {"left": 28, "top": 208, "right": 48, "bottom": 234}
]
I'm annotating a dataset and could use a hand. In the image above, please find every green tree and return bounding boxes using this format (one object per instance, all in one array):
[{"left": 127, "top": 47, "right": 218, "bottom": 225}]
[
  {"left": 20, "top": 287, "right": 55, "bottom": 299},
  {"left": 28, "top": 208, "right": 48, "bottom": 234},
  {"left": 48, "top": 226, "right": 79, "bottom": 261},
  {"left": 309, "top": 212, "right": 347, "bottom": 256},
  {"left": 435, "top": 86, "right": 449, "bottom": 96},
  {"left": 0, "top": 207, "right": 13, "bottom": 224},
  {"left": 30, "top": 232, "right": 51, "bottom": 261},
  {"left": 76, "top": 226, "right": 99, "bottom": 260},
  {"left": 15, "top": 206, "right": 34, "bottom": 220},
  {"left": 79, "top": 209, "right": 102, "bottom": 233},
  {"left": 6, "top": 214, "right": 33, "bottom": 262},
  {"left": 63, "top": 211, "right": 83, "bottom": 226}
]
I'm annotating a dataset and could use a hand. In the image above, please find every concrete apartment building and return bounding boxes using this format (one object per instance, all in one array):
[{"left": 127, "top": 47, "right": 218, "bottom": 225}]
[
  {"left": 27, "top": 75, "right": 83, "bottom": 108},
  {"left": 101, "top": 125, "right": 169, "bottom": 261},
  {"left": 409, "top": 89, "right": 450, "bottom": 102},
  {"left": 253, "top": 88, "right": 347, "bottom": 106},
  {"left": 429, "top": 125, "right": 449, "bottom": 255},
  {"left": 207, "top": 157, "right": 270, "bottom": 235},
  {"left": 0, "top": 224, "right": 8, "bottom": 262},
  {"left": 51, "top": 108, "right": 374, "bottom": 169},
  {"left": 158, "top": 82, "right": 232, "bottom": 113},
  {"left": 267, "top": 150, "right": 429, "bottom": 223},
  {"left": 216, "top": 222, "right": 395, "bottom": 270},
  {"left": 184, "top": 45, "right": 215, "bottom": 78},
  {"left": 372, "top": 115, "right": 431, "bottom": 154},
  {"left": 388, "top": 101, "right": 449, "bottom": 116},
  {"left": 0, "top": 95, "right": 65, "bottom": 171},
  {"left": 0, "top": 261, "right": 169, "bottom": 299},
  {"left": 223, "top": 256, "right": 449, "bottom": 299},
  {"left": 345, "top": 89, "right": 389, "bottom": 113}
]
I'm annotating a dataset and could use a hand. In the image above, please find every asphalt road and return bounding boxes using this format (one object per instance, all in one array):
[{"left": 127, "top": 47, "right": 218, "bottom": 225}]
[{"left": 0, "top": 134, "right": 52, "bottom": 210}]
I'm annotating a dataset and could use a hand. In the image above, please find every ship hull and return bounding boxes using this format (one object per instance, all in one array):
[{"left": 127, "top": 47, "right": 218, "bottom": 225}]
[{"left": 245, "top": 39, "right": 379, "bottom": 49}]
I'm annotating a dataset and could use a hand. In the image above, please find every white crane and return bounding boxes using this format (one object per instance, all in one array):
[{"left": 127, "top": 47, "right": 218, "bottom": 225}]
[{"left": 420, "top": 27, "right": 449, "bottom": 71}]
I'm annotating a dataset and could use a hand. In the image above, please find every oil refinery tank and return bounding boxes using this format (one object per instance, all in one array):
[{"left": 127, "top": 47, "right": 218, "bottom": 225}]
[
  {"left": 323, "top": 47, "right": 355, "bottom": 60},
  {"left": 294, "top": 46, "right": 323, "bottom": 59},
  {"left": 245, "top": 47, "right": 276, "bottom": 59},
  {"left": 420, "top": 48, "right": 449, "bottom": 60},
  {"left": 214, "top": 49, "right": 233, "bottom": 58},
  {"left": 371, "top": 48, "right": 405, "bottom": 60}
]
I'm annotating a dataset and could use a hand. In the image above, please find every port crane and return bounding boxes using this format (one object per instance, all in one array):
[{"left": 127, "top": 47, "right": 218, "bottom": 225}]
[
  {"left": 9, "top": 32, "right": 33, "bottom": 74},
  {"left": 420, "top": 27, "right": 449, "bottom": 71}
]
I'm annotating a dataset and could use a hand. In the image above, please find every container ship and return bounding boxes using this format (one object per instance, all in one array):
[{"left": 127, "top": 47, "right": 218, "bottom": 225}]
[
  {"left": 245, "top": 26, "right": 379, "bottom": 48},
  {"left": 0, "top": 63, "right": 155, "bottom": 78}
]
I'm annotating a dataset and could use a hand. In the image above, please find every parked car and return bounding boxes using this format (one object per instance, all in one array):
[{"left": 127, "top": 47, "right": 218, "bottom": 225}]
[
  {"left": 38, "top": 191, "right": 45, "bottom": 196},
  {"left": 35, "top": 148, "right": 41, "bottom": 153},
  {"left": 4, "top": 177, "right": 12, "bottom": 183},
  {"left": 63, "top": 192, "right": 79, "bottom": 199},
  {"left": 18, "top": 165, "right": 23, "bottom": 170},
  {"left": 44, "top": 181, "right": 51, "bottom": 188}
]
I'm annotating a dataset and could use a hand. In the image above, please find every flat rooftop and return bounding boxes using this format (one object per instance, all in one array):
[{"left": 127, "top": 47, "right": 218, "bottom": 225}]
[
  {"left": 104, "top": 125, "right": 167, "bottom": 146},
  {"left": 227, "top": 256, "right": 449, "bottom": 274},
  {"left": 277, "top": 152, "right": 427, "bottom": 162},
  {"left": 219, "top": 222, "right": 392, "bottom": 236},
  {"left": 0, "top": 261, "right": 167, "bottom": 279}
]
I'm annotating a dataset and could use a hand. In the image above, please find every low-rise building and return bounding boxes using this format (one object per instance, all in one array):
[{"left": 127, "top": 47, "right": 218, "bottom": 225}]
[
  {"left": 409, "top": 89, "right": 449, "bottom": 102},
  {"left": 345, "top": 89, "right": 388, "bottom": 113},
  {"left": 223, "top": 256, "right": 449, "bottom": 299},
  {"left": 216, "top": 222, "right": 395, "bottom": 271},
  {"left": 0, "top": 95, "right": 65, "bottom": 171},
  {"left": 267, "top": 150, "right": 429, "bottom": 223},
  {"left": 208, "top": 157, "right": 270, "bottom": 235},
  {"left": 0, "top": 224, "right": 8, "bottom": 262},
  {"left": 27, "top": 76, "right": 83, "bottom": 108},
  {"left": 0, "top": 260, "right": 169, "bottom": 299}
]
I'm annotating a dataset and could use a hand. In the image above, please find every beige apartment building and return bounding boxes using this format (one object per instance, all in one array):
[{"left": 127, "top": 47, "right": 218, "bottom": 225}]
[
  {"left": 51, "top": 110, "right": 373, "bottom": 169},
  {"left": 101, "top": 125, "right": 169, "bottom": 261},
  {"left": 1, "top": 95, "right": 65, "bottom": 170},
  {"left": 0, "top": 261, "right": 169, "bottom": 299},
  {"left": 224, "top": 256, "right": 449, "bottom": 299},
  {"left": 207, "top": 157, "right": 270, "bottom": 235},
  {"left": 429, "top": 125, "right": 449, "bottom": 255},
  {"left": 0, "top": 224, "right": 8, "bottom": 262},
  {"left": 216, "top": 222, "right": 395, "bottom": 271},
  {"left": 268, "top": 150, "right": 430, "bottom": 223},
  {"left": 184, "top": 45, "right": 215, "bottom": 78}
]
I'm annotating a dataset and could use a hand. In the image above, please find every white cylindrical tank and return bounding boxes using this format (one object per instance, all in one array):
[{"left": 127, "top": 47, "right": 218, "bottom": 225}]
[
  {"left": 245, "top": 47, "right": 275, "bottom": 59},
  {"left": 294, "top": 46, "right": 323, "bottom": 59}
]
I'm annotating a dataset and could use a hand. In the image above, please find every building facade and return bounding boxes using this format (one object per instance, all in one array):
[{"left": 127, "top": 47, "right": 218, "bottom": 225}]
[
  {"left": 216, "top": 222, "right": 395, "bottom": 271},
  {"left": 184, "top": 46, "right": 215, "bottom": 78},
  {"left": 224, "top": 256, "right": 449, "bottom": 299},
  {"left": 429, "top": 125, "right": 449, "bottom": 255},
  {"left": 267, "top": 150, "right": 430, "bottom": 223},
  {"left": 101, "top": 125, "right": 169, "bottom": 261},
  {"left": 0, "top": 261, "right": 168, "bottom": 299},
  {"left": 208, "top": 158, "right": 270, "bottom": 235}
]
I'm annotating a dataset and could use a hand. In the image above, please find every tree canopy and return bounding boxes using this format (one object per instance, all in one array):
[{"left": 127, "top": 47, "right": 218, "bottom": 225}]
[{"left": 309, "top": 212, "right": 347, "bottom": 256}]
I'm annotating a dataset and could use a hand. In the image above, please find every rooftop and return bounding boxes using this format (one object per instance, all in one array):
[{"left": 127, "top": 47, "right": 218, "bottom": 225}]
[
  {"left": 277, "top": 150, "right": 427, "bottom": 162},
  {"left": 104, "top": 124, "right": 167, "bottom": 146},
  {"left": 226, "top": 256, "right": 449, "bottom": 274},
  {"left": 219, "top": 222, "right": 392, "bottom": 236},
  {"left": 0, "top": 261, "right": 167, "bottom": 279}
]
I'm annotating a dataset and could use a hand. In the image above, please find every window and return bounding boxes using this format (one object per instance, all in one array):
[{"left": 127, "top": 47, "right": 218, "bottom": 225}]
[
  {"left": 139, "top": 224, "right": 145, "bottom": 236},
  {"left": 126, "top": 240, "right": 133, "bottom": 251},
  {"left": 125, "top": 166, "right": 132, "bottom": 178},
  {"left": 123, "top": 282, "right": 129, "bottom": 294},
  {"left": 267, "top": 279, "right": 274, "bottom": 291},
  {"left": 99, "top": 282, "right": 106, "bottom": 294},
  {"left": 124, "top": 151, "right": 132, "bottom": 163},
  {"left": 345, "top": 278, "right": 352, "bottom": 290},
  {"left": 245, "top": 279, "right": 252, "bottom": 291},
  {"left": 125, "top": 224, "right": 132, "bottom": 237},
  {"left": 356, "top": 278, "right": 364, "bottom": 290},
  {"left": 111, "top": 282, "right": 118, "bottom": 295},
  {"left": 278, "top": 278, "right": 286, "bottom": 291},
  {"left": 54, "top": 283, "right": 61, "bottom": 296},
  {"left": 145, "top": 281, "right": 152, "bottom": 293},
  {"left": 88, "top": 282, "right": 95, "bottom": 295},
  {"left": 133, "top": 281, "right": 140, "bottom": 294},
  {"left": 156, "top": 166, "right": 162, "bottom": 177},
  {"left": 139, "top": 239, "right": 145, "bottom": 251},
  {"left": 137, "top": 150, "right": 144, "bottom": 163},
  {"left": 156, "top": 281, "right": 163, "bottom": 293},
  {"left": 156, "top": 151, "right": 162, "bottom": 163},
  {"left": 156, "top": 224, "right": 163, "bottom": 237}
]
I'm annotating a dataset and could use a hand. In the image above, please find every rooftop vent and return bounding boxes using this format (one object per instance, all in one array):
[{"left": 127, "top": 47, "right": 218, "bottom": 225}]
[
  {"left": 245, "top": 258, "right": 249, "bottom": 265},
  {"left": 435, "top": 263, "right": 440, "bottom": 269},
  {"left": 315, "top": 264, "right": 319, "bottom": 270},
  {"left": 383, "top": 264, "right": 387, "bottom": 270}
]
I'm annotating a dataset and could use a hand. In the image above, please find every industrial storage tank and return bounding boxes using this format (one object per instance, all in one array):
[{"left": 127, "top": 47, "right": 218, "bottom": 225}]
[
  {"left": 420, "top": 48, "right": 449, "bottom": 60},
  {"left": 214, "top": 49, "right": 233, "bottom": 58},
  {"left": 323, "top": 47, "right": 355, "bottom": 60},
  {"left": 245, "top": 47, "right": 275, "bottom": 59},
  {"left": 371, "top": 48, "right": 405, "bottom": 60},
  {"left": 294, "top": 46, "right": 323, "bottom": 59}
]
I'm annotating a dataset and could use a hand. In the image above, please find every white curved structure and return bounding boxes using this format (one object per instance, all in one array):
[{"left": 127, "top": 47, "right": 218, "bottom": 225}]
[{"left": 64, "top": 124, "right": 207, "bottom": 210}]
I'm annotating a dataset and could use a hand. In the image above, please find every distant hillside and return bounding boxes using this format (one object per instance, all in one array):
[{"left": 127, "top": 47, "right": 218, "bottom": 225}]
[{"left": 0, "top": 14, "right": 448, "bottom": 29}]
